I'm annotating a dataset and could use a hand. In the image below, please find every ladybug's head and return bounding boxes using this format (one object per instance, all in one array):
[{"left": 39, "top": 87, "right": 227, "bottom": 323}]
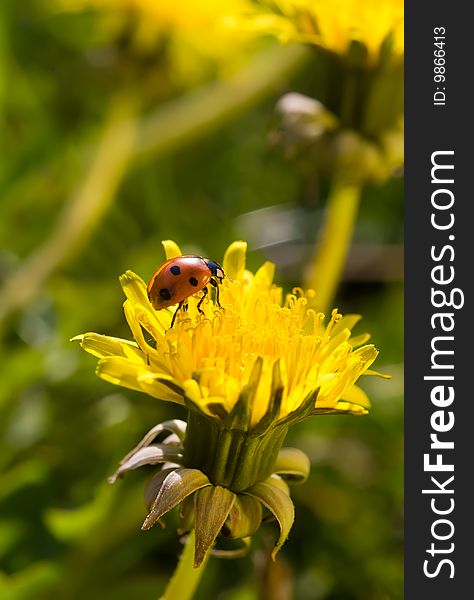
[{"left": 204, "top": 259, "right": 225, "bottom": 282}]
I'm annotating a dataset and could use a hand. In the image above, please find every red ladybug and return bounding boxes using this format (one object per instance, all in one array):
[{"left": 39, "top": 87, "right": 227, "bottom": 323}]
[{"left": 147, "top": 255, "right": 225, "bottom": 327}]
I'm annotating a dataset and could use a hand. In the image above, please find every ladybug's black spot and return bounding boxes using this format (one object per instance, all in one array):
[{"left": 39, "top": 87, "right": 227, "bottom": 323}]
[
  {"left": 160, "top": 288, "right": 172, "bottom": 300},
  {"left": 170, "top": 265, "right": 181, "bottom": 275},
  {"left": 189, "top": 276, "right": 199, "bottom": 287}
]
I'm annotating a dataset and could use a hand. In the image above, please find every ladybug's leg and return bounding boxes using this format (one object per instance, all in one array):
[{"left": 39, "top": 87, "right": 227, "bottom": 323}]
[
  {"left": 196, "top": 286, "right": 208, "bottom": 315},
  {"left": 210, "top": 278, "right": 223, "bottom": 309},
  {"left": 170, "top": 300, "right": 184, "bottom": 329}
]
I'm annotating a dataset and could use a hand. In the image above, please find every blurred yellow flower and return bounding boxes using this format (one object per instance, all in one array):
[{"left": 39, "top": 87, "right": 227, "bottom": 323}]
[
  {"left": 75, "top": 240, "right": 378, "bottom": 428},
  {"left": 55, "top": 0, "right": 256, "bottom": 78},
  {"left": 57, "top": 0, "right": 248, "bottom": 34},
  {"left": 229, "top": 0, "right": 404, "bottom": 62}
]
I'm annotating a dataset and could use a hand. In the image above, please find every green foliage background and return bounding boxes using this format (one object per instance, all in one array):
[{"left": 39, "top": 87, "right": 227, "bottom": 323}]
[{"left": 0, "top": 3, "right": 403, "bottom": 599}]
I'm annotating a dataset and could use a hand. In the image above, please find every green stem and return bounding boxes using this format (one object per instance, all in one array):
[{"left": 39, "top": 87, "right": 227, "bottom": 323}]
[
  {"left": 339, "top": 68, "right": 358, "bottom": 129},
  {"left": 305, "top": 178, "right": 362, "bottom": 313},
  {"left": 160, "top": 530, "right": 210, "bottom": 600},
  {"left": 135, "top": 45, "right": 309, "bottom": 161}
]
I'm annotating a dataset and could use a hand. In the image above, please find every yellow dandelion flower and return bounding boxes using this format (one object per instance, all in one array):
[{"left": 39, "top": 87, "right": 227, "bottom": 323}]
[
  {"left": 230, "top": 0, "right": 404, "bottom": 63},
  {"left": 55, "top": 0, "right": 255, "bottom": 77},
  {"left": 76, "top": 240, "right": 377, "bottom": 426},
  {"left": 74, "top": 240, "right": 384, "bottom": 564}
]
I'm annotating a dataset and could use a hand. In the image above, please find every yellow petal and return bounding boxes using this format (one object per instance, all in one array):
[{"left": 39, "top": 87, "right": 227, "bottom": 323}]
[
  {"left": 138, "top": 372, "right": 185, "bottom": 399},
  {"left": 365, "top": 368, "right": 392, "bottom": 379},
  {"left": 123, "top": 302, "right": 166, "bottom": 354},
  {"left": 119, "top": 270, "right": 150, "bottom": 306},
  {"left": 162, "top": 240, "right": 183, "bottom": 259},
  {"left": 353, "top": 344, "right": 379, "bottom": 366},
  {"left": 182, "top": 379, "right": 204, "bottom": 404},
  {"left": 120, "top": 271, "right": 173, "bottom": 340},
  {"left": 128, "top": 301, "right": 171, "bottom": 342},
  {"left": 253, "top": 261, "right": 275, "bottom": 288},
  {"left": 222, "top": 240, "right": 247, "bottom": 281},
  {"left": 72, "top": 333, "right": 143, "bottom": 362},
  {"left": 349, "top": 333, "right": 371, "bottom": 347},
  {"left": 340, "top": 384, "right": 371, "bottom": 409},
  {"left": 330, "top": 314, "right": 361, "bottom": 336},
  {"left": 97, "top": 357, "right": 184, "bottom": 405}
]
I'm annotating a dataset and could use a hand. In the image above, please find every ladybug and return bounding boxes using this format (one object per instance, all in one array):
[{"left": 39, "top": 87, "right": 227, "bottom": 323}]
[{"left": 147, "top": 255, "right": 225, "bottom": 327}]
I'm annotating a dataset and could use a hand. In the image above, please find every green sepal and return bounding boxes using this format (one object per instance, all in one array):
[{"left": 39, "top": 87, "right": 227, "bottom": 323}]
[
  {"left": 274, "top": 447, "right": 311, "bottom": 484},
  {"left": 184, "top": 409, "right": 289, "bottom": 492},
  {"left": 278, "top": 387, "right": 320, "bottom": 427},
  {"left": 243, "top": 477, "right": 294, "bottom": 560},
  {"left": 178, "top": 495, "right": 195, "bottom": 533},
  {"left": 108, "top": 444, "right": 183, "bottom": 484},
  {"left": 193, "top": 485, "right": 236, "bottom": 567},
  {"left": 261, "top": 474, "right": 289, "bottom": 496},
  {"left": 211, "top": 536, "right": 252, "bottom": 559},
  {"left": 206, "top": 403, "right": 229, "bottom": 420},
  {"left": 143, "top": 468, "right": 176, "bottom": 509},
  {"left": 222, "top": 494, "right": 263, "bottom": 539},
  {"left": 117, "top": 419, "right": 186, "bottom": 465},
  {"left": 141, "top": 468, "right": 210, "bottom": 530}
]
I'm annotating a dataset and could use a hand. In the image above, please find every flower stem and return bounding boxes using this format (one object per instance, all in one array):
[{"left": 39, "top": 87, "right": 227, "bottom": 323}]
[
  {"left": 305, "top": 178, "right": 362, "bottom": 312},
  {"left": 160, "top": 530, "right": 209, "bottom": 600}
]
